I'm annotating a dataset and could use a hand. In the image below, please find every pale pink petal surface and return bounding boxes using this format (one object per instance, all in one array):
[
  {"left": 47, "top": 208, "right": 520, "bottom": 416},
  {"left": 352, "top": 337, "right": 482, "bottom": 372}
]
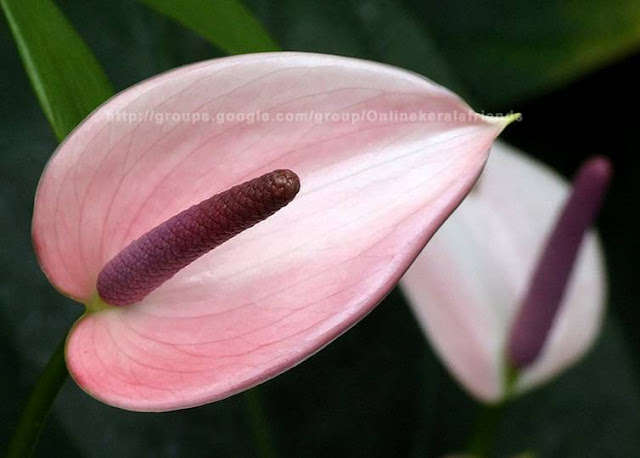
[
  {"left": 401, "top": 142, "right": 605, "bottom": 402},
  {"left": 33, "top": 52, "right": 510, "bottom": 411}
]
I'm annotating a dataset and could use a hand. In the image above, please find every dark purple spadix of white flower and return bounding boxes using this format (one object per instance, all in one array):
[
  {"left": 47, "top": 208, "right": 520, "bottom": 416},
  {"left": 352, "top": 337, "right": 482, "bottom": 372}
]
[
  {"left": 507, "top": 157, "right": 612, "bottom": 369},
  {"left": 97, "top": 169, "right": 300, "bottom": 306}
]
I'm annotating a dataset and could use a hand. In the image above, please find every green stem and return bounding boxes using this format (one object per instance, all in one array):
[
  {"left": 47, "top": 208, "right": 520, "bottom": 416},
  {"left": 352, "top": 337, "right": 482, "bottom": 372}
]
[
  {"left": 7, "top": 333, "right": 68, "bottom": 458},
  {"left": 243, "top": 387, "right": 277, "bottom": 458},
  {"left": 467, "top": 402, "right": 504, "bottom": 458}
]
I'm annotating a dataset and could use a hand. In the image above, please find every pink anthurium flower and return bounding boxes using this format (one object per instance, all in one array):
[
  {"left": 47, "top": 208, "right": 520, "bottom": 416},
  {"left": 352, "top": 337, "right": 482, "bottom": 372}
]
[
  {"left": 33, "top": 52, "right": 514, "bottom": 412},
  {"left": 401, "top": 141, "right": 610, "bottom": 403}
]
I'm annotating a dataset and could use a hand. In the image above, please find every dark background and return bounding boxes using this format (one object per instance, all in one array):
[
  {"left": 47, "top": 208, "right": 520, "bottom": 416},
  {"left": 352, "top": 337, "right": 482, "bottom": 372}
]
[{"left": 1, "top": 1, "right": 639, "bottom": 456}]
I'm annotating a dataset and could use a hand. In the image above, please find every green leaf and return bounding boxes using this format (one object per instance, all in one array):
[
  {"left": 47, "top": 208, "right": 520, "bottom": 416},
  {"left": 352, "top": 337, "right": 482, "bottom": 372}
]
[
  {"left": 402, "top": 0, "right": 640, "bottom": 106},
  {"left": 247, "top": 0, "right": 640, "bottom": 106},
  {"left": 245, "top": 0, "right": 466, "bottom": 95},
  {"left": 0, "top": 0, "right": 113, "bottom": 141},
  {"left": 138, "top": 0, "right": 279, "bottom": 54}
]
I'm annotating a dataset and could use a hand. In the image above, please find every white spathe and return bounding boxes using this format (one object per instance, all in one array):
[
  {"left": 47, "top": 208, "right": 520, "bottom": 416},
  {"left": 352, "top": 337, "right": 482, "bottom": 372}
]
[{"left": 401, "top": 142, "right": 605, "bottom": 402}]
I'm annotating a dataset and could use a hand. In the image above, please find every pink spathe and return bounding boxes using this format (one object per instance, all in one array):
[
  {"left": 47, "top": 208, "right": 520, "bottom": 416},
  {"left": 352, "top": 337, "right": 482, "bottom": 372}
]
[{"left": 32, "top": 52, "right": 511, "bottom": 411}]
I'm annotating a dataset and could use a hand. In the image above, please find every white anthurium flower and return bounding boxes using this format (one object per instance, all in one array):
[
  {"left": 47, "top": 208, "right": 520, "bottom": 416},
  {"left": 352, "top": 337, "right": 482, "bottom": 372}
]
[{"left": 400, "top": 141, "right": 611, "bottom": 403}]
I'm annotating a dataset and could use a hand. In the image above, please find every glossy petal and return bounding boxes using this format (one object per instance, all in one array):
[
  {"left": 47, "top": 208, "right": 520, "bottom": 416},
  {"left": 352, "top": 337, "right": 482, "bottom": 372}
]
[
  {"left": 33, "top": 52, "right": 510, "bottom": 411},
  {"left": 401, "top": 142, "right": 605, "bottom": 402}
]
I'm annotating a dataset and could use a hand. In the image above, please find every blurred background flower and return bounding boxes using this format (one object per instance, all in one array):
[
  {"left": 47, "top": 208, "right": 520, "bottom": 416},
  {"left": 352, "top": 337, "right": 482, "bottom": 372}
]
[{"left": 401, "top": 142, "right": 607, "bottom": 403}]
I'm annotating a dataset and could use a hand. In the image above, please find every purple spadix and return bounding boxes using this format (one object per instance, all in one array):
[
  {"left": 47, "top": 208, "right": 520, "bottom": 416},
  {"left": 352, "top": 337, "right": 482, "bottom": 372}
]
[
  {"left": 97, "top": 169, "right": 300, "bottom": 306},
  {"left": 507, "top": 157, "right": 612, "bottom": 369}
]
